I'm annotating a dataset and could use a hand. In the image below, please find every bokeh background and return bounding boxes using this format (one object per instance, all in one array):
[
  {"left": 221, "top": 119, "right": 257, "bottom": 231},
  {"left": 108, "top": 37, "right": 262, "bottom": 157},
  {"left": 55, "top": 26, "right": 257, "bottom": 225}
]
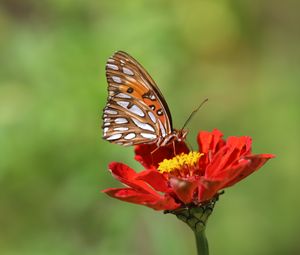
[{"left": 0, "top": 1, "right": 299, "bottom": 254}]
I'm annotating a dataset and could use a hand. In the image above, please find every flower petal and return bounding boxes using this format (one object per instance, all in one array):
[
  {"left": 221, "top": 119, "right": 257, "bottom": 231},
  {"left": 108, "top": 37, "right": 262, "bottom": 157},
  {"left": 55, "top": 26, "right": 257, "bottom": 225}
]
[
  {"left": 103, "top": 187, "right": 160, "bottom": 204},
  {"left": 169, "top": 177, "right": 198, "bottom": 204},
  {"left": 135, "top": 169, "right": 169, "bottom": 192},
  {"left": 226, "top": 136, "right": 252, "bottom": 157},
  {"left": 148, "top": 194, "right": 181, "bottom": 211},
  {"left": 221, "top": 153, "right": 275, "bottom": 188},
  {"left": 103, "top": 188, "right": 180, "bottom": 211},
  {"left": 202, "top": 153, "right": 275, "bottom": 194},
  {"left": 198, "top": 178, "right": 223, "bottom": 202},
  {"left": 108, "top": 162, "right": 160, "bottom": 195},
  {"left": 108, "top": 162, "right": 137, "bottom": 180},
  {"left": 196, "top": 131, "right": 275, "bottom": 202},
  {"left": 204, "top": 136, "right": 253, "bottom": 177},
  {"left": 197, "top": 129, "right": 225, "bottom": 154},
  {"left": 198, "top": 129, "right": 225, "bottom": 170},
  {"left": 135, "top": 141, "right": 189, "bottom": 169}
]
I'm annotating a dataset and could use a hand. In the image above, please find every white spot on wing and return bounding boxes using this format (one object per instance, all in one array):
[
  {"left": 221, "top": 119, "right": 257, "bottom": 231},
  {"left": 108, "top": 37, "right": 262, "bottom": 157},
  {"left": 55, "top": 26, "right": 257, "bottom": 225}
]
[
  {"left": 106, "top": 64, "right": 118, "bottom": 70},
  {"left": 103, "top": 122, "right": 110, "bottom": 127},
  {"left": 148, "top": 112, "right": 156, "bottom": 123},
  {"left": 150, "top": 94, "right": 156, "bottom": 100},
  {"left": 103, "top": 127, "right": 109, "bottom": 135},
  {"left": 107, "top": 58, "right": 115, "bottom": 63},
  {"left": 132, "top": 118, "right": 155, "bottom": 132},
  {"left": 128, "top": 105, "right": 144, "bottom": 117},
  {"left": 112, "top": 76, "right": 122, "bottom": 83},
  {"left": 116, "top": 93, "right": 131, "bottom": 99},
  {"left": 106, "top": 133, "right": 122, "bottom": 140},
  {"left": 158, "top": 119, "right": 166, "bottom": 137},
  {"left": 141, "top": 133, "right": 157, "bottom": 139},
  {"left": 116, "top": 101, "right": 129, "bottom": 108},
  {"left": 105, "top": 109, "right": 118, "bottom": 115},
  {"left": 123, "top": 67, "right": 134, "bottom": 76},
  {"left": 114, "top": 127, "right": 129, "bottom": 131},
  {"left": 115, "top": 118, "right": 128, "bottom": 124},
  {"left": 124, "top": 133, "right": 136, "bottom": 140}
]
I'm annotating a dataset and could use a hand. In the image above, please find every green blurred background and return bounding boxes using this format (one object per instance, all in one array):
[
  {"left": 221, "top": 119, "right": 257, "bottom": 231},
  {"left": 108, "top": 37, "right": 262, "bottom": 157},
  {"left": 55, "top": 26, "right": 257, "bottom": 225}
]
[{"left": 0, "top": 0, "right": 299, "bottom": 254}]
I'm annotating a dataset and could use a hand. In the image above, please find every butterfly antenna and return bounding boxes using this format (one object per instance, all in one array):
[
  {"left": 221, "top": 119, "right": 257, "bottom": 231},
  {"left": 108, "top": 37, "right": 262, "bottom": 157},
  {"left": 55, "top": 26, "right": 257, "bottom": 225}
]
[{"left": 181, "top": 98, "right": 208, "bottom": 130}]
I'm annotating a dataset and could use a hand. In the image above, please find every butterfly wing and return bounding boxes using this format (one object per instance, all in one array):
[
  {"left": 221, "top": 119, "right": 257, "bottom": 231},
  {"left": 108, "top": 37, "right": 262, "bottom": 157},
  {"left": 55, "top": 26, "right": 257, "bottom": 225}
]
[{"left": 102, "top": 51, "right": 173, "bottom": 146}]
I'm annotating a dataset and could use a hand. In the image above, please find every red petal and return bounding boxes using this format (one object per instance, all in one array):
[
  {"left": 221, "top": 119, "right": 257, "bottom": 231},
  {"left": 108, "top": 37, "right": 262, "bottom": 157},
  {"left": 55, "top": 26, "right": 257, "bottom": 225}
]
[
  {"left": 196, "top": 130, "right": 275, "bottom": 201},
  {"left": 148, "top": 194, "right": 181, "bottom": 211},
  {"left": 135, "top": 169, "right": 169, "bottom": 192},
  {"left": 197, "top": 129, "right": 224, "bottom": 154},
  {"left": 134, "top": 141, "right": 189, "bottom": 169},
  {"left": 134, "top": 144, "right": 157, "bottom": 169},
  {"left": 198, "top": 129, "right": 226, "bottom": 170},
  {"left": 103, "top": 188, "right": 180, "bottom": 211},
  {"left": 103, "top": 188, "right": 160, "bottom": 205},
  {"left": 226, "top": 136, "right": 252, "bottom": 157},
  {"left": 204, "top": 153, "right": 275, "bottom": 191},
  {"left": 108, "top": 162, "right": 137, "bottom": 180},
  {"left": 205, "top": 146, "right": 245, "bottom": 177},
  {"left": 204, "top": 136, "right": 254, "bottom": 177},
  {"left": 204, "top": 146, "right": 230, "bottom": 177},
  {"left": 210, "top": 160, "right": 250, "bottom": 185},
  {"left": 198, "top": 178, "right": 223, "bottom": 202},
  {"left": 103, "top": 188, "right": 157, "bottom": 203},
  {"left": 108, "top": 162, "right": 159, "bottom": 195},
  {"left": 169, "top": 177, "right": 198, "bottom": 204},
  {"left": 221, "top": 153, "right": 275, "bottom": 188}
]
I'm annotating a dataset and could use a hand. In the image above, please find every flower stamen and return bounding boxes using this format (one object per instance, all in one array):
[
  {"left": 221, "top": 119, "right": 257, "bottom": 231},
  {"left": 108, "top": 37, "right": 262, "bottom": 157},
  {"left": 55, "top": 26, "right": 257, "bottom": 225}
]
[{"left": 158, "top": 152, "right": 202, "bottom": 174}]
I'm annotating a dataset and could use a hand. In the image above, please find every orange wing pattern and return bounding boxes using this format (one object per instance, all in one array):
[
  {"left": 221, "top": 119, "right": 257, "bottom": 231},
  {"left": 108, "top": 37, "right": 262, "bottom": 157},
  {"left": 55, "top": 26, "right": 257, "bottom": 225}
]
[{"left": 102, "top": 51, "right": 173, "bottom": 146}]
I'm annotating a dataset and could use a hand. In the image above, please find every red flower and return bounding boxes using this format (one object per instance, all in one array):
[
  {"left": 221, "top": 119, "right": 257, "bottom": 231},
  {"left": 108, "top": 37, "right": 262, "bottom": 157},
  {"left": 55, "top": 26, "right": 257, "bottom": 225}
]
[{"left": 102, "top": 129, "right": 275, "bottom": 211}]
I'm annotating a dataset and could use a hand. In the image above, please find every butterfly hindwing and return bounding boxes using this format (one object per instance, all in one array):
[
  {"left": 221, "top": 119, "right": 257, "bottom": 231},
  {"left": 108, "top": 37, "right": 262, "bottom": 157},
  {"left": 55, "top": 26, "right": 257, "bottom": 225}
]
[{"left": 102, "top": 51, "right": 173, "bottom": 146}]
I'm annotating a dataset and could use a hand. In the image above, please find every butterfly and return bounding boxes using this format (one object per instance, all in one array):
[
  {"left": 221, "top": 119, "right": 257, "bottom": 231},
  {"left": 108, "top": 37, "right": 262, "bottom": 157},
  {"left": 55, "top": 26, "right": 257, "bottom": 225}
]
[{"left": 102, "top": 51, "right": 188, "bottom": 147}]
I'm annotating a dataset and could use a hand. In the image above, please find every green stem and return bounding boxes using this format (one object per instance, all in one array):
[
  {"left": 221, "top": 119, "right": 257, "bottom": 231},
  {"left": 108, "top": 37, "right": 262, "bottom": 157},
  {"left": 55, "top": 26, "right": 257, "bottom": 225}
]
[
  {"left": 194, "top": 229, "right": 209, "bottom": 255},
  {"left": 165, "top": 196, "right": 220, "bottom": 255}
]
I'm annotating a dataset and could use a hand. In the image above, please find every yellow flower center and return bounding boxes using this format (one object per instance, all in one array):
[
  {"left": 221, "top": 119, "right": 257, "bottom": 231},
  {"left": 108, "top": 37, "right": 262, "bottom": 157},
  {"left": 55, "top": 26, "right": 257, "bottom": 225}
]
[{"left": 158, "top": 152, "right": 202, "bottom": 174}]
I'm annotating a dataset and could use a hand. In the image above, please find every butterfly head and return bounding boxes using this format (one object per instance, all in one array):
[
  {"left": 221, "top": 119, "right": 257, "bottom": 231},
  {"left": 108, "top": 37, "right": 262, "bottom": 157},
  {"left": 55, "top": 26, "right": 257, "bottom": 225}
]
[{"left": 173, "top": 129, "right": 188, "bottom": 142}]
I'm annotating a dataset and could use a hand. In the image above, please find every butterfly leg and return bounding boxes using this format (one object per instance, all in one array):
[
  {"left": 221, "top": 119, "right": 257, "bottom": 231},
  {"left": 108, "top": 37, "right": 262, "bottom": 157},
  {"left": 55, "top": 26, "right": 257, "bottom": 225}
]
[{"left": 172, "top": 141, "right": 177, "bottom": 156}]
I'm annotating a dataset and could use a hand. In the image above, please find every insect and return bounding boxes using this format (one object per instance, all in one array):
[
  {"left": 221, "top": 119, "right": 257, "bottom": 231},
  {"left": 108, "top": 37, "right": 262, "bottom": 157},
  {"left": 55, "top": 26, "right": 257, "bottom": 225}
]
[{"left": 102, "top": 51, "right": 206, "bottom": 148}]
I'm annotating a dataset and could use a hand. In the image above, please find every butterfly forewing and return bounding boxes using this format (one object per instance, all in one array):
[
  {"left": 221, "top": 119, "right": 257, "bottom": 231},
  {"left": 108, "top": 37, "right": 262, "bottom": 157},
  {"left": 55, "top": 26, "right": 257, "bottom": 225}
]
[{"left": 102, "top": 51, "right": 173, "bottom": 146}]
